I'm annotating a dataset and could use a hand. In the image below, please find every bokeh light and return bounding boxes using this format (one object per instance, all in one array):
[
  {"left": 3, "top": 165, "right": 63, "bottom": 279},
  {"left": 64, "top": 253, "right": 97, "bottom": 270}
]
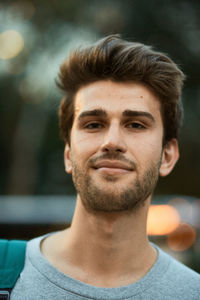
[
  {"left": 0, "top": 30, "right": 24, "bottom": 59},
  {"left": 168, "top": 197, "right": 193, "bottom": 220},
  {"left": 167, "top": 223, "right": 196, "bottom": 251},
  {"left": 190, "top": 199, "right": 200, "bottom": 227},
  {"left": 147, "top": 205, "right": 180, "bottom": 235}
]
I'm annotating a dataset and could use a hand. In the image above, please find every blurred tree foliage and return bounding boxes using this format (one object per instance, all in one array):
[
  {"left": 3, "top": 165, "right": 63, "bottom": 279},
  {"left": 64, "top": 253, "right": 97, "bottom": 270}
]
[{"left": 0, "top": 0, "right": 200, "bottom": 196}]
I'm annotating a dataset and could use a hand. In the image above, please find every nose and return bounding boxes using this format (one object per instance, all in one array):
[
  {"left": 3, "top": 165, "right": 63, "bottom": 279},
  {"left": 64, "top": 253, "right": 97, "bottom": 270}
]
[{"left": 100, "top": 122, "right": 127, "bottom": 153}]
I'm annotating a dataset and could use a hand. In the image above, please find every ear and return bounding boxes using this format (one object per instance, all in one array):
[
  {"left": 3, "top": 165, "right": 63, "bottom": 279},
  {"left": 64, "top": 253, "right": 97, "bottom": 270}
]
[
  {"left": 64, "top": 143, "right": 72, "bottom": 174},
  {"left": 159, "top": 139, "right": 179, "bottom": 177}
]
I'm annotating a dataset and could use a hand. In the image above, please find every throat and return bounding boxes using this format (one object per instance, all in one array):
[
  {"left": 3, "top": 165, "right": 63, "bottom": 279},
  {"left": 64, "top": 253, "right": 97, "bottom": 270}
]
[{"left": 41, "top": 228, "right": 157, "bottom": 288}]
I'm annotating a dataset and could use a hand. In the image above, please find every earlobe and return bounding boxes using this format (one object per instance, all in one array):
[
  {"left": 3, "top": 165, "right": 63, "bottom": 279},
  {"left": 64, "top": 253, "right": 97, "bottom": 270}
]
[
  {"left": 159, "top": 139, "right": 179, "bottom": 177},
  {"left": 64, "top": 143, "right": 72, "bottom": 174}
]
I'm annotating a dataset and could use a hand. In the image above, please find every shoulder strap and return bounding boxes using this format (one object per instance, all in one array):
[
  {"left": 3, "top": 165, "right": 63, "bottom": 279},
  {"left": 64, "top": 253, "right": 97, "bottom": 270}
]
[{"left": 0, "top": 239, "right": 27, "bottom": 289}]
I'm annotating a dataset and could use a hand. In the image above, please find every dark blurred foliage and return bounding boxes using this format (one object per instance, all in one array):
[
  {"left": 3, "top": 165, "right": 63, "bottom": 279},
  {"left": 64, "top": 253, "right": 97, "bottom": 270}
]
[{"left": 0, "top": 0, "right": 200, "bottom": 196}]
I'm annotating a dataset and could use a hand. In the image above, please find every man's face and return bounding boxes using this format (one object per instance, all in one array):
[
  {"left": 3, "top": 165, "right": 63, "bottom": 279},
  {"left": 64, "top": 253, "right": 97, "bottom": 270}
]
[{"left": 64, "top": 80, "right": 179, "bottom": 213}]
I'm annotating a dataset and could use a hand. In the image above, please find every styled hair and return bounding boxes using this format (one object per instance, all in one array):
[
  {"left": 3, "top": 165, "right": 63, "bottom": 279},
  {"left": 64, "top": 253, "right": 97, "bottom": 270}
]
[{"left": 57, "top": 35, "right": 185, "bottom": 145}]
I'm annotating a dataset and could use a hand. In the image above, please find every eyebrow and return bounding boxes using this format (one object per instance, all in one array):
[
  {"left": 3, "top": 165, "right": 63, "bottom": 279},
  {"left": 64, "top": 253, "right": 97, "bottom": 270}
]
[
  {"left": 77, "top": 109, "right": 107, "bottom": 121},
  {"left": 77, "top": 109, "right": 155, "bottom": 123},
  {"left": 122, "top": 110, "right": 155, "bottom": 123}
]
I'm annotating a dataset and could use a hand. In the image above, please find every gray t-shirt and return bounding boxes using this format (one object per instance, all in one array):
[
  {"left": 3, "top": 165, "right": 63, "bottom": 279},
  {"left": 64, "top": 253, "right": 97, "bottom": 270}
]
[{"left": 11, "top": 234, "right": 200, "bottom": 300}]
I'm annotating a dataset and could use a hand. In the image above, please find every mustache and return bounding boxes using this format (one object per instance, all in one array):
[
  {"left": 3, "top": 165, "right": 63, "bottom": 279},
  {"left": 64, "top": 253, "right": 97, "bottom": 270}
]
[{"left": 88, "top": 153, "right": 137, "bottom": 170}]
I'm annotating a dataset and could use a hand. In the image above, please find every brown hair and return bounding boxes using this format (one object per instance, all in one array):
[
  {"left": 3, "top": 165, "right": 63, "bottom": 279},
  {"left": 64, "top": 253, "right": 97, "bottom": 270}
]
[{"left": 57, "top": 35, "right": 185, "bottom": 145}]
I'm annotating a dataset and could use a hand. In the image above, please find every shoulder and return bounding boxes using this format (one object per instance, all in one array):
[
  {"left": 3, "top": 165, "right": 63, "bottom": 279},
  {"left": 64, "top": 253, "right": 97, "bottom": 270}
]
[
  {"left": 167, "top": 253, "right": 200, "bottom": 281},
  {"left": 156, "top": 246, "right": 200, "bottom": 296},
  {"left": 160, "top": 248, "right": 199, "bottom": 276}
]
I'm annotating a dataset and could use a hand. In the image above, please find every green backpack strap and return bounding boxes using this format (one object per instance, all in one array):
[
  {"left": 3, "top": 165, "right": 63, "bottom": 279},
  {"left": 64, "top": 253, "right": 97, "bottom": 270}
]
[{"left": 0, "top": 239, "right": 27, "bottom": 289}]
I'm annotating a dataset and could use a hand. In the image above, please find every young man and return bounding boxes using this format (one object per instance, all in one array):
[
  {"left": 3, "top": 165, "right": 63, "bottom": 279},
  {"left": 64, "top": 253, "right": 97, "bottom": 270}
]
[{"left": 11, "top": 35, "right": 200, "bottom": 299}]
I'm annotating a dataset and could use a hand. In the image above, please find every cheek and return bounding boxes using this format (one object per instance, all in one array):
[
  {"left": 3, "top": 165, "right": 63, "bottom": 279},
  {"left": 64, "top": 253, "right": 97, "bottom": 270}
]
[
  {"left": 71, "top": 132, "right": 102, "bottom": 159},
  {"left": 129, "top": 135, "right": 163, "bottom": 165}
]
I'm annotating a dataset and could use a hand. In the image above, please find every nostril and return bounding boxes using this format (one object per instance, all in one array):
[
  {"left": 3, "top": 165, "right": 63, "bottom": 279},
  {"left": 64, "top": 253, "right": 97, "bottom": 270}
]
[
  {"left": 101, "top": 138, "right": 127, "bottom": 153},
  {"left": 103, "top": 147, "right": 122, "bottom": 152}
]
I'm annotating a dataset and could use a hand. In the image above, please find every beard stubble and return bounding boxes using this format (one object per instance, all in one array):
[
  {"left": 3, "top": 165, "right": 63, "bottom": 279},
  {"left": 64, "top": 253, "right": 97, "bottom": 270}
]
[{"left": 71, "top": 152, "right": 162, "bottom": 214}]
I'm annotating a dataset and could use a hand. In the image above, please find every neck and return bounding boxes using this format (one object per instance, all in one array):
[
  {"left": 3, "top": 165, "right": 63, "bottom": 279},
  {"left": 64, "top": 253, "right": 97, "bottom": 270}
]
[
  {"left": 55, "top": 196, "right": 157, "bottom": 287},
  {"left": 71, "top": 196, "right": 149, "bottom": 249}
]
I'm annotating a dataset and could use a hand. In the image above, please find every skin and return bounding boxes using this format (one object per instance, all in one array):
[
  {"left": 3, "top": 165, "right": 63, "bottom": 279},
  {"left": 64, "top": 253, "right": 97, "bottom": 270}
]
[{"left": 41, "top": 80, "right": 179, "bottom": 288}]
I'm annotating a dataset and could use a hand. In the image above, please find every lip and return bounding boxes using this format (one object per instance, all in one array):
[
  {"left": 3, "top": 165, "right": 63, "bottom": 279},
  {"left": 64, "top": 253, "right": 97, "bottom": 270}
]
[{"left": 93, "top": 160, "right": 134, "bottom": 172}]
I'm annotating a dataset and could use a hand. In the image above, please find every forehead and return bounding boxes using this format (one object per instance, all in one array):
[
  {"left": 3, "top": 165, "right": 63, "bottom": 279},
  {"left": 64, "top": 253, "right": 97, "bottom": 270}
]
[{"left": 74, "top": 80, "right": 161, "bottom": 119}]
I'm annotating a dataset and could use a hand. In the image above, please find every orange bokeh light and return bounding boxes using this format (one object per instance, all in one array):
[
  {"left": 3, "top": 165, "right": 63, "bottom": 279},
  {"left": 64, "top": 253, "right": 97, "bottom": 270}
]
[
  {"left": 147, "top": 205, "right": 180, "bottom": 236},
  {"left": 167, "top": 223, "right": 196, "bottom": 251}
]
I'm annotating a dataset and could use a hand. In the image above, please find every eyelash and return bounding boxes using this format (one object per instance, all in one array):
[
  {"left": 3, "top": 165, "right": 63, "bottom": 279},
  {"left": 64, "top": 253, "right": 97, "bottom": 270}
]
[
  {"left": 126, "top": 122, "right": 145, "bottom": 129},
  {"left": 84, "top": 122, "right": 103, "bottom": 129}
]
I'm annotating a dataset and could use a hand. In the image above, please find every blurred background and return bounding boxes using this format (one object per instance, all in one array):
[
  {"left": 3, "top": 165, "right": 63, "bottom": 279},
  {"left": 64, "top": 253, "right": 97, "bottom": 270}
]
[{"left": 0, "top": 0, "right": 200, "bottom": 273}]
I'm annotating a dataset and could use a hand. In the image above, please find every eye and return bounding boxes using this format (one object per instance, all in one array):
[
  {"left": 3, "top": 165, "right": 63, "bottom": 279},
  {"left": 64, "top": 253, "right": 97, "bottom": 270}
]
[
  {"left": 85, "top": 122, "right": 104, "bottom": 129},
  {"left": 126, "top": 122, "right": 145, "bottom": 129}
]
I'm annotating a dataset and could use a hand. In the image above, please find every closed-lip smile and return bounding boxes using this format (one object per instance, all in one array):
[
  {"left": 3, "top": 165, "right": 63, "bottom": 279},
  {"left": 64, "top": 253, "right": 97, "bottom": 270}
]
[{"left": 93, "top": 160, "right": 134, "bottom": 171}]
